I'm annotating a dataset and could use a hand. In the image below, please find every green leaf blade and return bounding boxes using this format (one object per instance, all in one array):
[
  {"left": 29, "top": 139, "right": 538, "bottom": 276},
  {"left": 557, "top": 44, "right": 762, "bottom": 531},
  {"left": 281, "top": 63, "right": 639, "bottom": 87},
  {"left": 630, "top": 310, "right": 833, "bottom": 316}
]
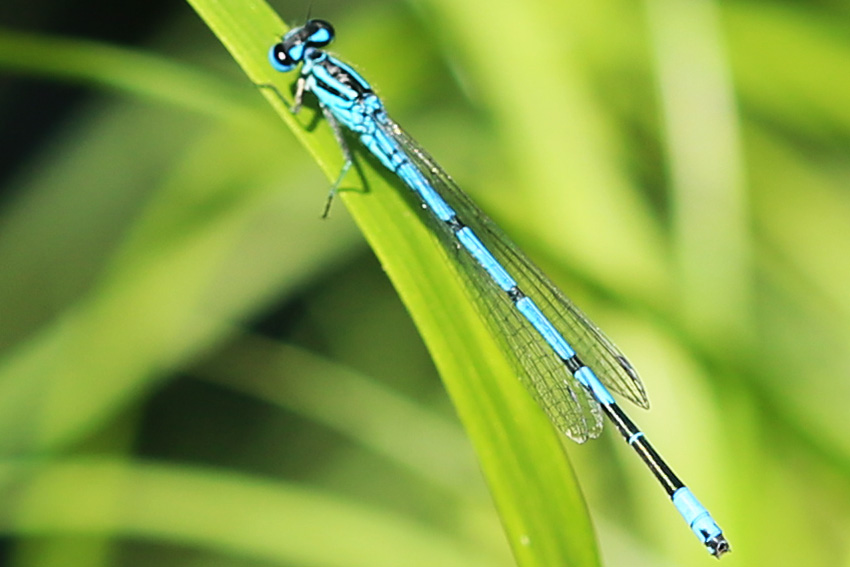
[{"left": 186, "top": 0, "right": 600, "bottom": 565}]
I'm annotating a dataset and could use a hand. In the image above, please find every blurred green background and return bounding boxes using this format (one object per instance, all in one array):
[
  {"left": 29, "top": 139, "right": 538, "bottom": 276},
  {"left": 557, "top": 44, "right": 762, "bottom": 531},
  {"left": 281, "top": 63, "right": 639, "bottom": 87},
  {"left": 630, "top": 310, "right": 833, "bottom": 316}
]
[{"left": 1, "top": 0, "right": 849, "bottom": 565}]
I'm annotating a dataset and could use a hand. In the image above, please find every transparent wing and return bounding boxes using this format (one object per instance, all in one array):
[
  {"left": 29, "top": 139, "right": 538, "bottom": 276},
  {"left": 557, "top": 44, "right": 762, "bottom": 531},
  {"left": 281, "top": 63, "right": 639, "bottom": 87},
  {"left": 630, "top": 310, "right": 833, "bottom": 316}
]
[
  {"left": 448, "top": 239, "right": 603, "bottom": 442},
  {"left": 364, "top": 118, "right": 600, "bottom": 441},
  {"left": 378, "top": 118, "right": 649, "bottom": 426}
]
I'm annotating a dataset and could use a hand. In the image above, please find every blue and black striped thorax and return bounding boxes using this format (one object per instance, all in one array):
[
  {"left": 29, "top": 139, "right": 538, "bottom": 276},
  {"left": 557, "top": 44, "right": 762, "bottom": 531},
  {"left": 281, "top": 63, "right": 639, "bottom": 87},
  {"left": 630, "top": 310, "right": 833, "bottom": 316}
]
[{"left": 270, "top": 19, "right": 380, "bottom": 131}]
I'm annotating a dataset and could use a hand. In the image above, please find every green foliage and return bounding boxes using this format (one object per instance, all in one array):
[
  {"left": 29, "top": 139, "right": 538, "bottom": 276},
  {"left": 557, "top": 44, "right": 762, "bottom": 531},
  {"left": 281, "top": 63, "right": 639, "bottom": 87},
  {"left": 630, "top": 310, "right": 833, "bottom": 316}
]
[{"left": 0, "top": 0, "right": 849, "bottom": 566}]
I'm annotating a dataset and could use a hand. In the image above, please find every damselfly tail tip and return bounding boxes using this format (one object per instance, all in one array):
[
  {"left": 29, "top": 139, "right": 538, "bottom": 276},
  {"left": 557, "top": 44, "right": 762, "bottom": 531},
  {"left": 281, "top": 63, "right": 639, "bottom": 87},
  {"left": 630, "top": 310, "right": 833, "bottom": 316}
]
[{"left": 708, "top": 534, "right": 731, "bottom": 559}]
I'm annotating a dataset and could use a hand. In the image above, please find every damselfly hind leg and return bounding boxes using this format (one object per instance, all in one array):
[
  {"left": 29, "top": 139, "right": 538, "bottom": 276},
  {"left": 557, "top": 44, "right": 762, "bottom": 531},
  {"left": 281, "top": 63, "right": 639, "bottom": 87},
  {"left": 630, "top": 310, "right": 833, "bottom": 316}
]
[
  {"left": 256, "top": 79, "right": 351, "bottom": 218},
  {"left": 320, "top": 105, "right": 353, "bottom": 219}
]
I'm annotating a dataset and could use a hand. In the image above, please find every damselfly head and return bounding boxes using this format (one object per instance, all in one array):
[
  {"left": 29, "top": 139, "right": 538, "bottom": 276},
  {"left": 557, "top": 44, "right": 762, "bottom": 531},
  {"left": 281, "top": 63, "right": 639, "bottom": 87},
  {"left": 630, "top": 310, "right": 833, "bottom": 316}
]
[{"left": 270, "top": 20, "right": 336, "bottom": 72}]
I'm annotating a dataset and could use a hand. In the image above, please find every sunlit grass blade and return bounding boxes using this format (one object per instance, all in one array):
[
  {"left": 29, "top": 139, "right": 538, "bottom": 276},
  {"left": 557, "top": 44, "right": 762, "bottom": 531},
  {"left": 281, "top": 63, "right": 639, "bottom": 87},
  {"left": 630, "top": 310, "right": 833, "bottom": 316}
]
[
  {"left": 0, "top": 28, "right": 257, "bottom": 120},
  {"left": 186, "top": 0, "right": 600, "bottom": 564},
  {"left": 0, "top": 458, "right": 502, "bottom": 567}
]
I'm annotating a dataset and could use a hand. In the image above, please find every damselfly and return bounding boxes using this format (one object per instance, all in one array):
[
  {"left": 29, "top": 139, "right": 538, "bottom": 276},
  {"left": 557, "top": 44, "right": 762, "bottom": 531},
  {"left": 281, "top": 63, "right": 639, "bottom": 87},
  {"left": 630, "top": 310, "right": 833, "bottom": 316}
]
[{"left": 268, "top": 19, "right": 729, "bottom": 558}]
